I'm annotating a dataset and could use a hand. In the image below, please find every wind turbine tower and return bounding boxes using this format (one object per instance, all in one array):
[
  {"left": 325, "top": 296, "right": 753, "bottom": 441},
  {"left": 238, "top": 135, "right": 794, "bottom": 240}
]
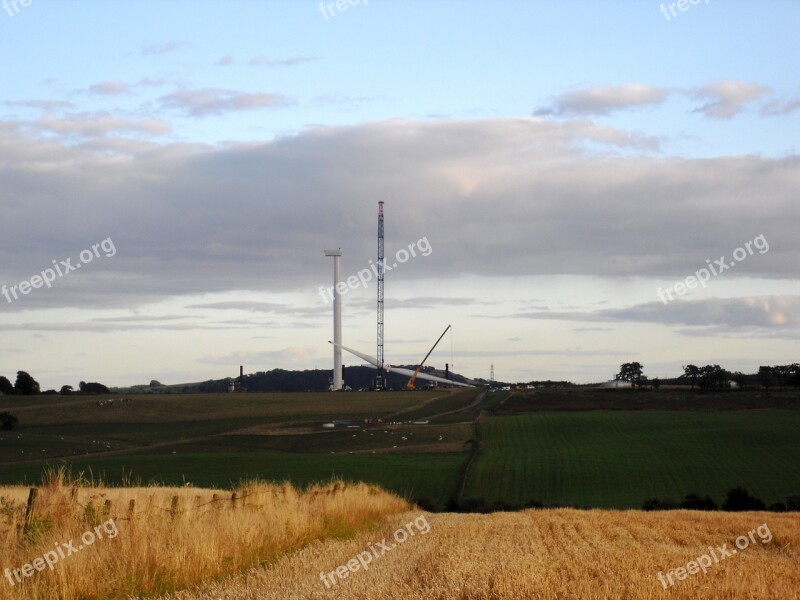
[
  {"left": 375, "top": 201, "right": 385, "bottom": 390},
  {"left": 325, "top": 248, "right": 343, "bottom": 391}
]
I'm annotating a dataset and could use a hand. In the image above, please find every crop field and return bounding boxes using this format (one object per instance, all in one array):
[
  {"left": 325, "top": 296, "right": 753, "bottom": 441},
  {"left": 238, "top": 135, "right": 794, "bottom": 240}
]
[
  {"left": 162, "top": 508, "right": 800, "bottom": 600},
  {"left": 464, "top": 410, "right": 800, "bottom": 508},
  {"left": 2, "top": 389, "right": 799, "bottom": 510}
]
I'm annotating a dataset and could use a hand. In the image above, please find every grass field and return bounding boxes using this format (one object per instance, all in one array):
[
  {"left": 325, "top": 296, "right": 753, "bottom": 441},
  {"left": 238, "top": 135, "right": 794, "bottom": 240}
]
[
  {"left": 0, "top": 452, "right": 467, "bottom": 505},
  {"left": 2, "top": 389, "right": 800, "bottom": 510},
  {"left": 464, "top": 410, "right": 800, "bottom": 508}
]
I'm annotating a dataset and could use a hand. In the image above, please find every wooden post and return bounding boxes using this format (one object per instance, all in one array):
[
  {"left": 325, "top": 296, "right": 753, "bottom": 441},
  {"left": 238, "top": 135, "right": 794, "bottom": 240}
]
[
  {"left": 23, "top": 488, "right": 39, "bottom": 533},
  {"left": 127, "top": 499, "right": 136, "bottom": 520},
  {"left": 103, "top": 499, "right": 112, "bottom": 517},
  {"left": 170, "top": 495, "right": 179, "bottom": 520},
  {"left": 231, "top": 492, "right": 238, "bottom": 510}
]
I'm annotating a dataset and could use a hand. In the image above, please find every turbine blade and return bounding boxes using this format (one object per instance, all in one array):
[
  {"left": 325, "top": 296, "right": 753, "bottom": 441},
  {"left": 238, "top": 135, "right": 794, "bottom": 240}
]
[
  {"left": 330, "top": 341, "right": 382, "bottom": 368},
  {"left": 330, "top": 342, "right": 472, "bottom": 387}
]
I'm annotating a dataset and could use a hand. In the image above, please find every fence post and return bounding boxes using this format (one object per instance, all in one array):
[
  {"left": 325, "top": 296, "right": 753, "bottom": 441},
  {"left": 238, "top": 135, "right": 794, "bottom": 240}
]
[
  {"left": 103, "top": 499, "right": 112, "bottom": 517},
  {"left": 170, "top": 495, "right": 179, "bottom": 520},
  {"left": 127, "top": 499, "right": 136, "bottom": 520},
  {"left": 231, "top": 492, "right": 238, "bottom": 510},
  {"left": 23, "top": 487, "right": 39, "bottom": 534}
]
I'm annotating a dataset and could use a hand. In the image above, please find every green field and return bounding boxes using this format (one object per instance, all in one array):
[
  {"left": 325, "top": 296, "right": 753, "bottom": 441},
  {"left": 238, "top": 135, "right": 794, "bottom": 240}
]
[
  {"left": 2, "top": 389, "right": 799, "bottom": 510},
  {"left": 464, "top": 410, "right": 800, "bottom": 508}
]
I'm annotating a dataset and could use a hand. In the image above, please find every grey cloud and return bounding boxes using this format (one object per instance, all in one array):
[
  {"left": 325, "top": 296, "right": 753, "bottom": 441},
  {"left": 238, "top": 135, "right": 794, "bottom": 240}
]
[
  {"left": 159, "top": 88, "right": 294, "bottom": 116},
  {"left": 761, "top": 95, "right": 800, "bottom": 116},
  {"left": 34, "top": 113, "right": 171, "bottom": 137},
  {"left": 535, "top": 84, "right": 674, "bottom": 117},
  {"left": 142, "top": 41, "right": 187, "bottom": 56},
  {"left": 5, "top": 100, "right": 75, "bottom": 111},
  {"left": 248, "top": 56, "right": 318, "bottom": 67},
  {"left": 0, "top": 118, "right": 798, "bottom": 312},
  {"left": 89, "top": 82, "right": 131, "bottom": 96},
  {"left": 691, "top": 81, "right": 771, "bottom": 119},
  {"left": 515, "top": 295, "right": 800, "bottom": 330}
]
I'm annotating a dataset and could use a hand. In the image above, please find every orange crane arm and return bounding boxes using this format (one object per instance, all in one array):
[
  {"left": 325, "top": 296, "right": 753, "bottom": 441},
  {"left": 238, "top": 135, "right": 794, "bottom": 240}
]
[{"left": 407, "top": 325, "right": 451, "bottom": 390}]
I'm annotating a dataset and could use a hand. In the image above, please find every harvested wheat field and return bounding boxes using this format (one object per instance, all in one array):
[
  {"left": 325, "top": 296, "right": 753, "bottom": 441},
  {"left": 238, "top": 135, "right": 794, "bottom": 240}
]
[{"left": 162, "top": 509, "right": 800, "bottom": 600}]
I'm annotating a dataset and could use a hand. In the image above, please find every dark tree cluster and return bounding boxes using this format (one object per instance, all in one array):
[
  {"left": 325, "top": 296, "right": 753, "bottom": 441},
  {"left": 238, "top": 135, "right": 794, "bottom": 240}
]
[
  {"left": 643, "top": 487, "right": 800, "bottom": 512},
  {"left": 758, "top": 364, "right": 800, "bottom": 389},
  {"left": 0, "top": 371, "right": 41, "bottom": 396}
]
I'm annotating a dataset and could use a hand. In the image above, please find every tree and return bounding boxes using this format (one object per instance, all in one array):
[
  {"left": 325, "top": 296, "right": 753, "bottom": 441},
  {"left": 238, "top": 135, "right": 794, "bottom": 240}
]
[
  {"left": 60, "top": 385, "right": 74, "bottom": 395},
  {"left": 0, "top": 376, "right": 13, "bottom": 396},
  {"left": 616, "top": 362, "right": 644, "bottom": 388},
  {"left": 758, "top": 366, "right": 774, "bottom": 390},
  {"left": 651, "top": 377, "right": 661, "bottom": 390},
  {"left": 773, "top": 365, "right": 792, "bottom": 390},
  {"left": 722, "top": 487, "right": 765, "bottom": 511},
  {"left": 0, "top": 412, "right": 18, "bottom": 430},
  {"left": 699, "top": 365, "right": 730, "bottom": 390},
  {"left": 731, "top": 371, "right": 746, "bottom": 389},
  {"left": 682, "top": 365, "right": 701, "bottom": 389},
  {"left": 14, "top": 371, "right": 40, "bottom": 395},
  {"left": 680, "top": 493, "right": 718, "bottom": 511},
  {"left": 79, "top": 381, "right": 110, "bottom": 394}
]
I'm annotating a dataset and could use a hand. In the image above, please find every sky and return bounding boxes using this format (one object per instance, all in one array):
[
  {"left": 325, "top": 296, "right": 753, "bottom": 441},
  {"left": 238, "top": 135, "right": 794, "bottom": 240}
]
[{"left": 1, "top": 0, "right": 799, "bottom": 389}]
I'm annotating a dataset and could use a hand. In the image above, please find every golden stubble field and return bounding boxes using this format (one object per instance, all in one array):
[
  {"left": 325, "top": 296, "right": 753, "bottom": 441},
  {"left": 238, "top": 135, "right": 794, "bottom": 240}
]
[{"left": 164, "top": 509, "right": 800, "bottom": 600}]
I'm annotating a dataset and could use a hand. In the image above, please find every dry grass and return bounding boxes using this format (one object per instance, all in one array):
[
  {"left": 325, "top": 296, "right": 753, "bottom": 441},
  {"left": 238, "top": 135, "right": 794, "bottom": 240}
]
[
  {"left": 162, "top": 509, "right": 800, "bottom": 600},
  {"left": 0, "top": 469, "right": 409, "bottom": 599}
]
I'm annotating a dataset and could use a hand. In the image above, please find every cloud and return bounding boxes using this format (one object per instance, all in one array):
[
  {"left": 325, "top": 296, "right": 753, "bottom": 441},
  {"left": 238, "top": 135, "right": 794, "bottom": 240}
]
[
  {"left": 186, "top": 301, "right": 288, "bottom": 312},
  {"left": 5, "top": 100, "right": 75, "bottom": 112},
  {"left": 248, "top": 56, "right": 318, "bottom": 67},
  {"left": 513, "top": 295, "right": 800, "bottom": 330},
  {"left": 159, "top": 88, "right": 294, "bottom": 116},
  {"left": 216, "top": 55, "right": 235, "bottom": 67},
  {"left": 535, "top": 84, "right": 673, "bottom": 117},
  {"left": 89, "top": 81, "right": 131, "bottom": 96},
  {"left": 761, "top": 94, "right": 800, "bottom": 116},
  {"left": 0, "top": 118, "right": 797, "bottom": 311},
  {"left": 691, "top": 80, "right": 771, "bottom": 119},
  {"left": 141, "top": 41, "right": 187, "bottom": 56},
  {"left": 35, "top": 112, "right": 171, "bottom": 137},
  {"left": 199, "top": 347, "right": 316, "bottom": 365}
]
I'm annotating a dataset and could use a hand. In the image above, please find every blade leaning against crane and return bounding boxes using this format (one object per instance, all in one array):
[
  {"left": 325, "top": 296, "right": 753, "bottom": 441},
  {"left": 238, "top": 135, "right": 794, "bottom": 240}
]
[
  {"left": 329, "top": 341, "right": 473, "bottom": 388},
  {"left": 391, "top": 366, "right": 472, "bottom": 388}
]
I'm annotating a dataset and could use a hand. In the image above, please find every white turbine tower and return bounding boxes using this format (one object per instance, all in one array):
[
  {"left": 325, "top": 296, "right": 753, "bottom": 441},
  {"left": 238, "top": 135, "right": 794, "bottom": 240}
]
[{"left": 325, "top": 248, "right": 343, "bottom": 391}]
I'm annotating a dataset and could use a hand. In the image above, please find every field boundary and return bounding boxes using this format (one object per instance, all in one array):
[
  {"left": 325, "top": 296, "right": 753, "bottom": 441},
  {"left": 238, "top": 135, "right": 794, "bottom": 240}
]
[{"left": 457, "top": 411, "right": 485, "bottom": 505}]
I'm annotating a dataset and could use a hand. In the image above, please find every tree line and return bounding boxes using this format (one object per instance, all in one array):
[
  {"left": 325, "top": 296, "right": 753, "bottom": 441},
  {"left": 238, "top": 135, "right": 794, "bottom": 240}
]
[
  {"left": 0, "top": 371, "right": 110, "bottom": 396},
  {"left": 615, "top": 362, "right": 800, "bottom": 390}
]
